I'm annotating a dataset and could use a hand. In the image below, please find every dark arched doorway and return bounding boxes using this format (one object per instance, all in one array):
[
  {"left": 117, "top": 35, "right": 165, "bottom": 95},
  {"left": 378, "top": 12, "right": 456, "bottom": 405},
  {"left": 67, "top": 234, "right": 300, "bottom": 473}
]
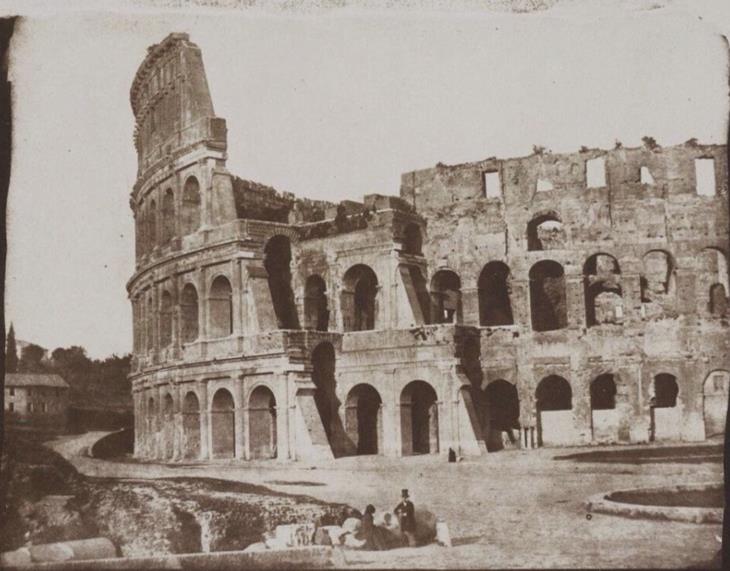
[
  {"left": 211, "top": 388, "right": 235, "bottom": 458},
  {"left": 430, "top": 270, "right": 461, "bottom": 324},
  {"left": 304, "top": 275, "right": 329, "bottom": 331},
  {"left": 345, "top": 384, "right": 382, "bottom": 455},
  {"left": 590, "top": 374, "right": 619, "bottom": 443},
  {"left": 483, "top": 380, "right": 520, "bottom": 451},
  {"left": 478, "top": 262, "right": 514, "bottom": 326},
  {"left": 650, "top": 373, "right": 680, "bottom": 442},
  {"left": 401, "top": 381, "right": 439, "bottom": 455},
  {"left": 249, "top": 386, "right": 277, "bottom": 459},
  {"left": 535, "top": 375, "right": 573, "bottom": 447},
  {"left": 342, "top": 265, "right": 378, "bottom": 331},
  {"left": 529, "top": 261, "right": 567, "bottom": 332}
]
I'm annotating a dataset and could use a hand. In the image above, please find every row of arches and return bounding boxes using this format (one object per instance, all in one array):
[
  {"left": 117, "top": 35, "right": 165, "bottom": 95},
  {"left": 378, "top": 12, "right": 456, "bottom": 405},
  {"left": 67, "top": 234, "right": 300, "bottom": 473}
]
[
  {"left": 135, "top": 242, "right": 728, "bottom": 353},
  {"left": 136, "top": 176, "right": 202, "bottom": 256},
  {"left": 311, "top": 342, "right": 439, "bottom": 456},
  {"left": 481, "top": 371, "right": 728, "bottom": 448},
  {"left": 144, "top": 385, "right": 278, "bottom": 460}
]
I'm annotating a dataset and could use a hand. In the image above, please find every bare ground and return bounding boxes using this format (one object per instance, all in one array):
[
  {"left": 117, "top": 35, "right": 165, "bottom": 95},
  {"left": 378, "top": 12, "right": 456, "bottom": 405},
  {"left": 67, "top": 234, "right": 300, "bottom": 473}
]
[{"left": 46, "top": 433, "right": 723, "bottom": 569}]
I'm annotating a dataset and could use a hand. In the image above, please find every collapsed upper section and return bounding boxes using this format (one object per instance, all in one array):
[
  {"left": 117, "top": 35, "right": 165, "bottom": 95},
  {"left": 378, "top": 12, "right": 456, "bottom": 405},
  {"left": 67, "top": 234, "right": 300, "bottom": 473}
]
[{"left": 130, "top": 33, "right": 227, "bottom": 180}]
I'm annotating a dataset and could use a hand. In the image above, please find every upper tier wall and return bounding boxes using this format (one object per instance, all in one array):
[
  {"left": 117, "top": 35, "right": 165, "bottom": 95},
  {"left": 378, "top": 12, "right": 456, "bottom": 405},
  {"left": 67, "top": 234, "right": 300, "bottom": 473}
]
[{"left": 400, "top": 142, "right": 728, "bottom": 214}]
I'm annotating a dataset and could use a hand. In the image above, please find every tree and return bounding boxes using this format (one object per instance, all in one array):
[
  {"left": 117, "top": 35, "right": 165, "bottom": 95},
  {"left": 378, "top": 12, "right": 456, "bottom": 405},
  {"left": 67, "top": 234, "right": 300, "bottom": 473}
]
[
  {"left": 5, "top": 323, "right": 17, "bottom": 373},
  {"left": 18, "top": 343, "right": 47, "bottom": 373}
]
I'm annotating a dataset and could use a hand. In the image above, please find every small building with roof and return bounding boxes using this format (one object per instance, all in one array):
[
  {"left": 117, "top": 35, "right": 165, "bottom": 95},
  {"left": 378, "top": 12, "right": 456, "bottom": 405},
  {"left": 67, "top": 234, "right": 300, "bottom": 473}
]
[{"left": 4, "top": 373, "right": 70, "bottom": 432}]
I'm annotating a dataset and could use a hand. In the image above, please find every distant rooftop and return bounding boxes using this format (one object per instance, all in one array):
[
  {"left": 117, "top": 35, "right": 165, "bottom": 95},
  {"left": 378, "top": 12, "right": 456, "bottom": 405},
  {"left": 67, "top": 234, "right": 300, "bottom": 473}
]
[{"left": 4, "top": 373, "right": 69, "bottom": 389}]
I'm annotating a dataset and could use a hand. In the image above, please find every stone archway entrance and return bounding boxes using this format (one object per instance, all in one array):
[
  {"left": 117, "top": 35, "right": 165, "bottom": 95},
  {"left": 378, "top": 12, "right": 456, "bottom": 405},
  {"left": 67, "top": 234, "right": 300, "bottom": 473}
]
[
  {"left": 182, "top": 392, "right": 201, "bottom": 460},
  {"left": 703, "top": 371, "right": 729, "bottom": 440},
  {"left": 483, "top": 380, "right": 520, "bottom": 451},
  {"left": 345, "top": 384, "right": 383, "bottom": 455},
  {"left": 401, "top": 381, "right": 439, "bottom": 456},
  {"left": 650, "top": 374, "right": 680, "bottom": 442},
  {"left": 535, "top": 375, "right": 573, "bottom": 447},
  {"left": 211, "top": 388, "right": 235, "bottom": 459},
  {"left": 249, "top": 386, "right": 277, "bottom": 459}
]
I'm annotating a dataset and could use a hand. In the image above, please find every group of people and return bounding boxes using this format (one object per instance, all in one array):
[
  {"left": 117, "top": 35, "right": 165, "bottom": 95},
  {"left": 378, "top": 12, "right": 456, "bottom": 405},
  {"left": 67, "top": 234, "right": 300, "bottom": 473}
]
[{"left": 357, "top": 489, "right": 417, "bottom": 551}]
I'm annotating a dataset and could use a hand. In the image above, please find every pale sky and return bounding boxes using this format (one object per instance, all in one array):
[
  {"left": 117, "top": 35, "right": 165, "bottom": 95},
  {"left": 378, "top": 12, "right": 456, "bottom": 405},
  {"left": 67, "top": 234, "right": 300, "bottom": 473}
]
[{"left": 2, "top": 0, "right": 729, "bottom": 358}]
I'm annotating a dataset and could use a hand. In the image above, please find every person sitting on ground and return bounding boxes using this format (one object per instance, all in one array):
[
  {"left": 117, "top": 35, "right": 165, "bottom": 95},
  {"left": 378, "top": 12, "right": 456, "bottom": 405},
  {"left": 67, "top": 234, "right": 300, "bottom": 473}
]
[
  {"left": 358, "top": 504, "right": 388, "bottom": 551},
  {"left": 394, "top": 489, "right": 417, "bottom": 547}
]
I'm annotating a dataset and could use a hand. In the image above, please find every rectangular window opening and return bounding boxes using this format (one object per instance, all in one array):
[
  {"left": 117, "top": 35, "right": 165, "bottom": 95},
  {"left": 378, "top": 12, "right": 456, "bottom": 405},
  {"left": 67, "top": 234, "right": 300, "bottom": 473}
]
[
  {"left": 483, "top": 170, "right": 502, "bottom": 199},
  {"left": 640, "top": 166, "right": 655, "bottom": 185},
  {"left": 586, "top": 157, "right": 606, "bottom": 188},
  {"left": 695, "top": 158, "right": 716, "bottom": 196}
]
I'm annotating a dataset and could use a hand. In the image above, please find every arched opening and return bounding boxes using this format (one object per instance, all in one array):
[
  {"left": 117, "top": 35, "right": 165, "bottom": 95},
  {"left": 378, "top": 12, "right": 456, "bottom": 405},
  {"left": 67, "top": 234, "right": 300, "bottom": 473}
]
[
  {"left": 403, "top": 223, "right": 423, "bottom": 255},
  {"left": 527, "top": 213, "right": 565, "bottom": 251},
  {"left": 311, "top": 343, "right": 339, "bottom": 446},
  {"left": 583, "top": 254, "right": 623, "bottom": 327},
  {"left": 147, "top": 200, "right": 157, "bottom": 250},
  {"left": 400, "top": 381, "right": 439, "bottom": 456},
  {"left": 211, "top": 388, "right": 235, "bottom": 459},
  {"left": 342, "top": 265, "right": 378, "bottom": 332},
  {"left": 590, "top": 374, "right": 616, "bottom": 410},
  {"left": 180, "top": 284, "right": 199, "bottom": 343},
  {"left": 641, "top": 250, "right": 674, "bottom": 302},
  {"left": 345, "top": 384, "right": 382, "bottom": 455},
  {"left": 536, "top": 375, "right": 572, "bottom": 447},
  {"left": 478, "top": 262, "right": 514, "bottom": 326},
  {"left": 483, "top": 380, "right": 520, "bottom": 452},
  {"left": 703, "top": 371, "right": 730, "bottom": 439},
  {"left": 699, "top": 247, "right": 729, "bottom": 317},
  {"left": 181, "top": 177, "right": 201, "bottom": 235},
  {"left": 159, "top": 290, "right": 173, "bottom": 348},
  {"left": 162, "top": 393, "right": 174, "bottom": 460},
  {"left": 653, "top": 374, "right": 678, "bottom": 408},
  {"left": 529, "top": 261, "right": 567, "bottom": 332},
  {"left": 161, "top": 189, "right": 175, "bottom": 244},
  {"left": 249, "top": 386, "right": 277, "bottom": 459},
  {"left": 264, "top": 235, "right": 300, "bottom": 329},
  {"left": 590, "top": 374, "right": 620, "bottom": 443},
  {"left": 209, "top": 276, "right": 233, "bottom": 338},
  {"left": 182, "top": 392, "right": 201, "bottom": 460},
  {"left": 303, "top": 275, "right": 328, "bottom": 331},
  {"left": 650, "top": 373, "right": 680, "bottom": 442},
  {"left": 430, "top": 270, "right": 461, "bottom": 324}
]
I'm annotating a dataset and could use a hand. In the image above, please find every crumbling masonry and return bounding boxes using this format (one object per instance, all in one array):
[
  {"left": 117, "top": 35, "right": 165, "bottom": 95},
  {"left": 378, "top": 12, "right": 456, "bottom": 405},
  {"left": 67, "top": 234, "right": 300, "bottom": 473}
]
[{"left": 128, "top": 34, "right": 730, "bottom": 462}]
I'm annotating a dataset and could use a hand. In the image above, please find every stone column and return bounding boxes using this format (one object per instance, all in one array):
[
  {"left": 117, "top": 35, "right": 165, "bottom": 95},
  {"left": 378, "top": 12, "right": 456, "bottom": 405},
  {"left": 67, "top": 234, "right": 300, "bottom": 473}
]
[
  {"left": 198, "top": 381, "right": 210, "bottom": 460},
  {"left": 234, "top": 377, "right": 244, "bottom": 460},
  {"left": 621, "top": 273, "right": 643, "bottom": 325},
  {"left": 173, "top": 383, "right": 183, "bottom": 461},
  {"left": 460, "top": 286, "right": 479, "bottom": 326},
  {"left": 511, "top": 279, "right": 530, "bottom": 329},
  {"left": 566, "top": 276, "right": 585, "bottom": 329}
]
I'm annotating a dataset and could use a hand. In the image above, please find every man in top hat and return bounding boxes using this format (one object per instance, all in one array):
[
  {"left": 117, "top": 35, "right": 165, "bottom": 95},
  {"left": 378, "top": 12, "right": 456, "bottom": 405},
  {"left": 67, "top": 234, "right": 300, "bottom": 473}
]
[{"left": 394, "top": 488, "right": 417, "bottom": 547}]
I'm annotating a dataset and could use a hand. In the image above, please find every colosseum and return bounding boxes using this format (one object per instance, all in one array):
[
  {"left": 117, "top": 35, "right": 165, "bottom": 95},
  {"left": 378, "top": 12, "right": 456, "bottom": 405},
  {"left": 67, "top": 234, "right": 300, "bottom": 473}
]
[{"left": 128, "top": 33, "right": 730, "bottom": 463}]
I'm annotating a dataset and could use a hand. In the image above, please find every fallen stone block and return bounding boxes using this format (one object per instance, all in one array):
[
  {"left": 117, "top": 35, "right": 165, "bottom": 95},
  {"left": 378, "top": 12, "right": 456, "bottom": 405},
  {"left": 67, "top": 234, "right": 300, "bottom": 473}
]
[
  {"left": 436, "top": 520, "right": 452, "bottom": 547},
  {"left": 0, "top": 547, "right": 32, "bottom": 567}
]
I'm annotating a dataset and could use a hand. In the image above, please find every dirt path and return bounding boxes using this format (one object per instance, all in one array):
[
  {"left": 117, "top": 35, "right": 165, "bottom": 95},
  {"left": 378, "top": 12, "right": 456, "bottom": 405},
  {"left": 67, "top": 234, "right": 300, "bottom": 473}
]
[{"left": 48, "top": 433, "right": 723, "bottom": 569}]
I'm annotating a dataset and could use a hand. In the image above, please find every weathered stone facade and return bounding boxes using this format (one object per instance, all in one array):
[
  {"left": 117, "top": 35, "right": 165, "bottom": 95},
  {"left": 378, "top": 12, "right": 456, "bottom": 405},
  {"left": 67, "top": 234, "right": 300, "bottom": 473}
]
[{"left": 128, "top": 33, "right": 730, "bottom": 462}]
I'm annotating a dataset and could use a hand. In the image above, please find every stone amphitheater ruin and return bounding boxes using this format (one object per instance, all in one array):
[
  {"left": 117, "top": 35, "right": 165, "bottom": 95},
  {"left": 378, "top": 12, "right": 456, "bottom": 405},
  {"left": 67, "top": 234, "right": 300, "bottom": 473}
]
[{"left": 128, "top": 33, "right": 730, "bottom": 463}]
